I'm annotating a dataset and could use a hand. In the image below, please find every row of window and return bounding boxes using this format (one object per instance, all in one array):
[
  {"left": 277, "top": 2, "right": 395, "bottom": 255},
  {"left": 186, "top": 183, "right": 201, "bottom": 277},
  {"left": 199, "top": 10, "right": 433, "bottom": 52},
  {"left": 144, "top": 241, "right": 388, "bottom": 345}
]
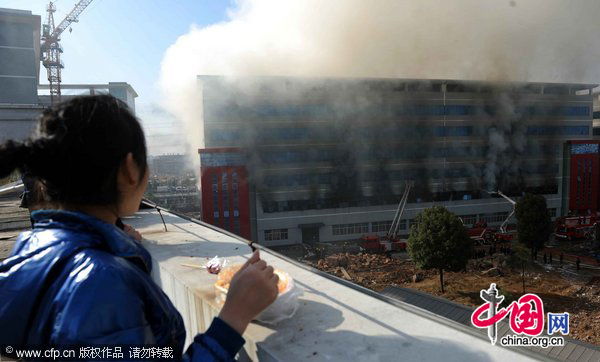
[
  {"left": 257, "top": 144, "right": 560, "bottom": 165},
  {"left": 479, "top": 212, "right": 510, "bottom": 224},
  {"left": 208, "top": 104, "right": 590, "bottom": 121},
  {"left": 332, "top": 223, "right": 369, "bottom": 236},
  {"left": 264, "top": 228, "right": 288, "bottom": 241},
  {"left": 209, "top": 125, "right": 589, "bottom": 143},
  {"left": 211, "top": 172, "right": 241, "bottom": 234},
  {"left": 265, "top": 207, "right": 560, "bottom": 240},
  {"left": 332, "top": 211, "right": 523, "bottom": 236},
  {"left": 264, "top": 164, "right": 559, "bottom": 187}
]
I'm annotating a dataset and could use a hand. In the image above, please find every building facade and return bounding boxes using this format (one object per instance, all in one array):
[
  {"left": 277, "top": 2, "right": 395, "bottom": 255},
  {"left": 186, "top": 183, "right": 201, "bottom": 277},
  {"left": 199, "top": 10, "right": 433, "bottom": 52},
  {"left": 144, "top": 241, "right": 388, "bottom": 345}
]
[
  {"left": 0, "top": 8, "right": 44, "bottom": 142},
  {"left": 199, "top": 148, "right": 252, "bottom": 240},
  {"left": 564, "top": 141, "right": 600, "bottom": 214},
  {"left": 198, "top": 76, "right": 596, "bottom": 246}
]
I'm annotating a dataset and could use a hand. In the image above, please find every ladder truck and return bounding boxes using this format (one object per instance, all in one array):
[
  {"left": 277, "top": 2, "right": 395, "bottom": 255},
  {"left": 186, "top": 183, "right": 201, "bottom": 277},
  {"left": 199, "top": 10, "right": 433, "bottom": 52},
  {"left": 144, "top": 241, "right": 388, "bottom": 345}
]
[
  {"left": 360, "top": 182, "right": 413, "bottom": 253},
  {"left": 492, "top": 190, "right": 517, "bottom": 243}
]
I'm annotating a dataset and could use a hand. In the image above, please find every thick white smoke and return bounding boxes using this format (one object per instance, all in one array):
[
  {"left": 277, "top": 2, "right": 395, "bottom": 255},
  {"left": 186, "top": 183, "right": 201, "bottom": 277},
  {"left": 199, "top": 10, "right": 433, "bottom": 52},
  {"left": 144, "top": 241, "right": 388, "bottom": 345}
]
[{"left": 159, "top": 0, "right": 600, "bottom": 173}]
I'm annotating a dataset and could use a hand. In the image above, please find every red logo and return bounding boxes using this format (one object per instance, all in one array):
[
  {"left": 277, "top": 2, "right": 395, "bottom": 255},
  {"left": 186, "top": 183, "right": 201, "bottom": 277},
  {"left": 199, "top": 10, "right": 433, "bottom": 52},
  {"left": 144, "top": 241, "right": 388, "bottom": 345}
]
[{"left": 471, "top": 284, "right": 545, "bottom": 345}]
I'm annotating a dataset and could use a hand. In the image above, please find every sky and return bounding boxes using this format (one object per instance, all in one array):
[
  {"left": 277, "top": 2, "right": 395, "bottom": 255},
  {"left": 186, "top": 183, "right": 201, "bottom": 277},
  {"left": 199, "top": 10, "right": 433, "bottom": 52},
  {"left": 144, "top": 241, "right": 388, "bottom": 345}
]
[{"left": 2, "top": 0, "right": 233, "bottom": 155}]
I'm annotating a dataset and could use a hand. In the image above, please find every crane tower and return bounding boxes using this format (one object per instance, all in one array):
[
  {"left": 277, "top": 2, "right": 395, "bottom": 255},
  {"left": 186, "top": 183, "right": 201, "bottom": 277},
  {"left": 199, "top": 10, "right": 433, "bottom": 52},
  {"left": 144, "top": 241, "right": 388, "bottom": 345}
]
[{"left": 41, "top": 0, "right": 95, "bottom": 105}]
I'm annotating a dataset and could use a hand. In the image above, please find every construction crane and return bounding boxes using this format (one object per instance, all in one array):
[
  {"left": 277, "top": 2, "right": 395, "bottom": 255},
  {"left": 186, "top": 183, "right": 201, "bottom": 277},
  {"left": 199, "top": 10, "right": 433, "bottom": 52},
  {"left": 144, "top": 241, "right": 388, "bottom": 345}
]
[{"left": 41, "top": 0, "right": 95, "bottom": 105}]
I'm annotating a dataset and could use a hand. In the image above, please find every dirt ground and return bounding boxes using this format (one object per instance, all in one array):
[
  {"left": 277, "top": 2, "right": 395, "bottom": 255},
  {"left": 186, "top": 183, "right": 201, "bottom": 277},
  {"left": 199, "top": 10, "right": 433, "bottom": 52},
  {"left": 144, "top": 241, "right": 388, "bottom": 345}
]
[{"left": 308, "top": 250, "right": 600, "bottom": 346}]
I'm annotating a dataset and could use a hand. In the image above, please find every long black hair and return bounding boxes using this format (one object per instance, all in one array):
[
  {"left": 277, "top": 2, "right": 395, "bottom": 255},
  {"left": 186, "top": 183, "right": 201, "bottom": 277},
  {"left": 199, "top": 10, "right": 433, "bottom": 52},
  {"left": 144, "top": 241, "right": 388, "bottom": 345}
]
[{"left": 0, "top": 95, "right": 147, "bottom": 206}]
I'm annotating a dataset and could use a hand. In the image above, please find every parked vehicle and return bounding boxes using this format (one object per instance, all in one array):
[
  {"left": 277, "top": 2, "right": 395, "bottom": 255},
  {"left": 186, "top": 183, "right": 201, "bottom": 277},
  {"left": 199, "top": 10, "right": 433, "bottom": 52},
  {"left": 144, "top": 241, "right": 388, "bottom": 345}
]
[
  {"left": 555, "top": 215, "right": 597, "bottom": 241},
  {"left": 360, "top": 182, "right": 412, "bottom": 253}
]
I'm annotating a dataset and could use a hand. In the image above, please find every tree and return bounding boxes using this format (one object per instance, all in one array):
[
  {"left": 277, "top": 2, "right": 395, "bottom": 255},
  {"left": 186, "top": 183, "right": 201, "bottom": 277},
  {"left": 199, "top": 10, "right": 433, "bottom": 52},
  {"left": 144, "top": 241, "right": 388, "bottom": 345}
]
[
  {"left": 506, "top": 243, "right": 530, "bottom": 294},
  {"left": 407, "top": 206, "right": 473, "bottom": 293},
  {"left": 515, "top": 193, "right": 552, "bottom": 259}
]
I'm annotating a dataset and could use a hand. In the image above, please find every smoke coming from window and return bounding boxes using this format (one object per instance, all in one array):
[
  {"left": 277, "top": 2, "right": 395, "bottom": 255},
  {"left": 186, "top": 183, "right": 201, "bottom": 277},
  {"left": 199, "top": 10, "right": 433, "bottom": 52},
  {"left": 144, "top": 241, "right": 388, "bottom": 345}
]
[{"left": 158, "top": 0, "right": 600, "bottom": 195}]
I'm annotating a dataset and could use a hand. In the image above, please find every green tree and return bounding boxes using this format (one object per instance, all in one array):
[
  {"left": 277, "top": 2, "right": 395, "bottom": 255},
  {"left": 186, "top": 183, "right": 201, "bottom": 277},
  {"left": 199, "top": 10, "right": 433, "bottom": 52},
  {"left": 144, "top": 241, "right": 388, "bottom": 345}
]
[
  {"left": 515, "top": 193, "right": 552, "bottom": 259},
  {"left": 407, "top": 206, "right": 473, "bottom": 293}
]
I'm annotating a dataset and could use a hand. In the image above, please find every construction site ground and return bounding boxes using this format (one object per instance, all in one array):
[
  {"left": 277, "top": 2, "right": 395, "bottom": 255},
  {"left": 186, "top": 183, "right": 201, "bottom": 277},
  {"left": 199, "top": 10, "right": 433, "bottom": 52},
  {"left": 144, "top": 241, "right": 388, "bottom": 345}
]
[{"left": 298, "top": 239, "right": 600, "bottom": 347}]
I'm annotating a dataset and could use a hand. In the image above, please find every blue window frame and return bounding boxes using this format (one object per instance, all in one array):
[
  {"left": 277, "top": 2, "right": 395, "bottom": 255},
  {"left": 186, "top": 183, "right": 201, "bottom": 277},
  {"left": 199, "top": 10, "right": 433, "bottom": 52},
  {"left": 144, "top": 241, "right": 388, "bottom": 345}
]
[
  {"left": 435, "top": 126, "right": 474, "bottom": 137},
  {"left": 526, "top": 126, "right": 589, "bottom": 136}
]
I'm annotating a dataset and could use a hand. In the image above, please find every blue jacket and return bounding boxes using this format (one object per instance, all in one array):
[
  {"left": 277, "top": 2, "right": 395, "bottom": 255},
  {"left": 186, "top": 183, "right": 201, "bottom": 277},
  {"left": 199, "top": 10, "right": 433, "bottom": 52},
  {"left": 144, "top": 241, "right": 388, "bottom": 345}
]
[{"left": 0, "top": 210, "right": 244, "bottom": 361}]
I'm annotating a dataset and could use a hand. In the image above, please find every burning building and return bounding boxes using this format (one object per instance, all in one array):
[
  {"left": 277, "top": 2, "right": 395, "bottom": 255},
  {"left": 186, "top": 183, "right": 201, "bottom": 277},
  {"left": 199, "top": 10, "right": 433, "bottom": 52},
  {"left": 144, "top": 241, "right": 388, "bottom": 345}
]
[{"left": 198, "top": 76, "right": 595, "bottom": 246}]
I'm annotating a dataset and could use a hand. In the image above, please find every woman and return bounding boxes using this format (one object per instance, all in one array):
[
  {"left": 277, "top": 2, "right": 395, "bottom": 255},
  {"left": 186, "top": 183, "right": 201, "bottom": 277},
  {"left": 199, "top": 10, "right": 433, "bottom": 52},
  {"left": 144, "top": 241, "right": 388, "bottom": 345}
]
[{"left": 0, "top": 95, "right": 278, "bottom": 361}]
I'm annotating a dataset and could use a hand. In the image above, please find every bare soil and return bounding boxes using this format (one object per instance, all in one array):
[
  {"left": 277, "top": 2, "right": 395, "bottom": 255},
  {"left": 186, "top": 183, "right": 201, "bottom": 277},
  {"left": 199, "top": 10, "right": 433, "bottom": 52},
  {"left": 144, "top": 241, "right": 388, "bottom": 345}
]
[{"left": 309, "top": 251, "right": 600, "bottom": 346}]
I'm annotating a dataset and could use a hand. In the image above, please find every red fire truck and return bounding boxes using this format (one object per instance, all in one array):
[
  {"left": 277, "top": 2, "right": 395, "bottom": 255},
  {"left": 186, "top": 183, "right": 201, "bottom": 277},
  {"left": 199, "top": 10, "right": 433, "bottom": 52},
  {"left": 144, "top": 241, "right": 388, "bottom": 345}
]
[
  {"left": 490, "top": 190, "right": 517, "bottom": 243},
  {"left": 555, "top": 215, "right": 597, "bottom": 241},
  {"left": 463, "top": 190, "right": 516, "bottom": 245},
  {"left": 464, "top": 220, "right": 494, "bottom": 245},
  {"left": 360, "top": 182, "right": 412, "bottom": 253}
]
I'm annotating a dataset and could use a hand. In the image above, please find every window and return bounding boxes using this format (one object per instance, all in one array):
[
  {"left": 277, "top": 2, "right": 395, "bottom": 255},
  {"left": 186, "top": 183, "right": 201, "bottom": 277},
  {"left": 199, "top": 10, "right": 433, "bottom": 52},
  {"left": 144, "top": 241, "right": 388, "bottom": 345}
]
[
  {"left": 212, "top": 173, "right": 219, "bottom": 219},
  {"left": 232, "top": 172, "right": 239, "bottom": 209},
  {"left": 222, "top": 172, "right": 228, "bottom": 211},
  {"left": 434, "top": 126, "right": 474, "bottom": 137},
  {"left": 526, "top": 125, "right": 589, "bottom": 136},
  {"left": 233, "top": 218, "right": 240, "bottom": 235},
  {"left": 548, "top": 208, "right": 557, "bottom": 217},
  {"left": 444, "top": 105, "right": 476, "bottom": 115},
  {"left": 479, "top": 212, "right": 509, "bottom": 223},
  {"left": 264, "top": 229, "right": 288, "bottom": 241},
  {"left": 371, "top": 220, "right": 393, "bottom": 233},
  {"left": 460, "top": 214, "right": 477, "bottom": 225},
  {"left": 332, "top": 223, "right": 369, "bottom": 236}
]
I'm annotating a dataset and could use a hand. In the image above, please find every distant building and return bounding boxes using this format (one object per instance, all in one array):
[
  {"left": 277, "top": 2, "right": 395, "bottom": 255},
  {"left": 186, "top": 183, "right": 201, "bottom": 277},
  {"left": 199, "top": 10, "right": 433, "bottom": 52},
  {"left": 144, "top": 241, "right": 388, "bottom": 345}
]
[
  {"left": 198, "top": 76, "right": 595, "bottom": 246},
  {"left": 151, "top": 154, "right": 188, "bottom": 176},
  {"left": 0, "top": 7, "right": 137, "bottom": 143},
  {"left": 38, "top": 82, "right": 138, "bottom": 113},
  {"left": 0, "top": 8, "right": 44, "bottom": 142}
]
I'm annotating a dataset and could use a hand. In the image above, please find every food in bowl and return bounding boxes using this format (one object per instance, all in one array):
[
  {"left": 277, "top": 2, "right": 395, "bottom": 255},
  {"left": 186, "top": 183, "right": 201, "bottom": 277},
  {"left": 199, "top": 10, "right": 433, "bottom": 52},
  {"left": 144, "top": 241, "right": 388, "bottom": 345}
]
[{"left": 215, "top": 264, "right": 289, "bottom": 294}]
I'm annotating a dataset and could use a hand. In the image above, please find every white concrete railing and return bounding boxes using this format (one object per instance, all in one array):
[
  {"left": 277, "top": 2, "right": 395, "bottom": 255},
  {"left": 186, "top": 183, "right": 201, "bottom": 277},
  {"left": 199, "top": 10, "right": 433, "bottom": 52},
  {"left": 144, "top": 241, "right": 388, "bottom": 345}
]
[{"left": 129, "top": 208, "right": 542, "bottom": 361}]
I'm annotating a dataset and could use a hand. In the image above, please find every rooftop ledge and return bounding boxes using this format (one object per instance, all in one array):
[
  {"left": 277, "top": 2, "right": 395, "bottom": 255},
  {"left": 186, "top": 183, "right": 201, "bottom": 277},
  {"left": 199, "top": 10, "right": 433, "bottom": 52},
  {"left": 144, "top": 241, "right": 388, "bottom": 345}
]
[{"left": 127, "top": 208, "right": 544, "bottom": 361}]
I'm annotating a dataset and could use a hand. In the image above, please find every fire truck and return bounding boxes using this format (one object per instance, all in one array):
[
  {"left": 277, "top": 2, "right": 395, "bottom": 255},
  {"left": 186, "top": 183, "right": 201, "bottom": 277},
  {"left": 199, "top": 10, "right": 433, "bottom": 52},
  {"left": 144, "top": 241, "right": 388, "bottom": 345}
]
[
  {"left": 464, "top": 220, "right": 494, "bottom": 245},
  {"left": 555, "top": 214, "right": 597, "bottom": 241},
  {"left": 360, "top": 182, "right": 412, "bottom": 253},
  {"left": 490, "top": 190, "right": 517, "bottom": 243},
  {"left": 463, "top": 190, "right": 516, "bottom": 245}
]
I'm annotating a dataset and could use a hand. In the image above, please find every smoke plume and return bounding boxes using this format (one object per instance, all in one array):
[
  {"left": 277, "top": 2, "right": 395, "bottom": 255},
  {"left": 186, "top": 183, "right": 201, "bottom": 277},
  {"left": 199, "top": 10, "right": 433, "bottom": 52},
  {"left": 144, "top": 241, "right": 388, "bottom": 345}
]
[{"left": 159, "top": 0, "right": 600, "bottom": 194}]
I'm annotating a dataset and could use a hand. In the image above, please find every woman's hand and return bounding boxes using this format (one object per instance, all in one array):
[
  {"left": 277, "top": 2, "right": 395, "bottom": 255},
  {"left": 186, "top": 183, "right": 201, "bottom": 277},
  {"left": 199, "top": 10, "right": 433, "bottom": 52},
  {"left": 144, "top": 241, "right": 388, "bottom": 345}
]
[{"left": 218, "top": 250, "right": 279, "bottom": 335}]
